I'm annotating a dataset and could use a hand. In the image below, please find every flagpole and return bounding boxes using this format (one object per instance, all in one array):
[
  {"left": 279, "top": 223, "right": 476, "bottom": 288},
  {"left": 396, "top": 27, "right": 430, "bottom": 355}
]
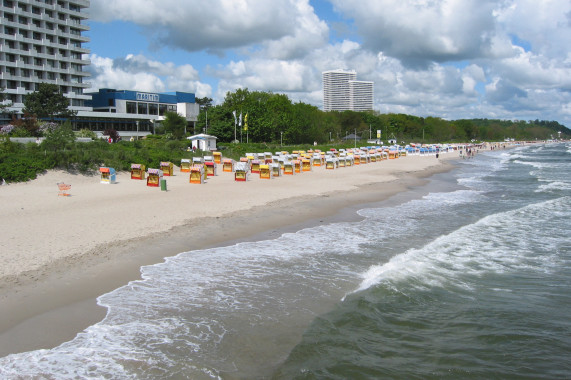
[{"left": 233, "top": 110, "right": 237, "bottom": 143}]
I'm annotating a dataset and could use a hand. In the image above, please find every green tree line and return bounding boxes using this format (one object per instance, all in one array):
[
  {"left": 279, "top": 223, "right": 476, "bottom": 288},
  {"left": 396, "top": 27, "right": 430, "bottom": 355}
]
[
  {"left": 197, "top": 88, "right": 570, "bottom": 144},
  {"left": 2, "top": 86, "right": 569, "bottom": 183}
]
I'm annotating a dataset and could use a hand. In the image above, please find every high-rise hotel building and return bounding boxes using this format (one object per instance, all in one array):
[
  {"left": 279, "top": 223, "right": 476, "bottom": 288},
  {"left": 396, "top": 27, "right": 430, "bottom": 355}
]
[
  {"left": 0, "top": 0, "right": 91, "bottom": 119},
  {"left": 322, "top": 69, "right": 374, "bottom": 112}
]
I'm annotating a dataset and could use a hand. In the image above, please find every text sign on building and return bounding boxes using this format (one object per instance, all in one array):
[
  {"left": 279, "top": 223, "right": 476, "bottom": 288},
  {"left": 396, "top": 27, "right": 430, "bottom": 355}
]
[{"left": 136, "top": 92, "right": 159, "bottom": 102}]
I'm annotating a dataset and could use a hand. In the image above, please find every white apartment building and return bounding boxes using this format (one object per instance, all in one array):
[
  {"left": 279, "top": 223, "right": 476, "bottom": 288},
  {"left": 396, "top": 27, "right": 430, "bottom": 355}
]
[
  {"left": 322, "top": 69, "right": 373, "bottom": 112},
  {"left": 349, "top": 80, "right": 374, "bottom": 112},
  {"left": 0, "top": 0, "right": 91, "bottom": 121}
]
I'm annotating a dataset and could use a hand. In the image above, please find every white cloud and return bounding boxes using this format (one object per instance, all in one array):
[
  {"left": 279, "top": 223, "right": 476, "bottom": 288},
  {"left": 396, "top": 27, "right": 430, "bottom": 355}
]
[
  {"left": 90, "top": 0, "right": 322, "bottom": 55},
  {"left": 329, "top": 0, "right": 508, "bottom": 67},
  {"left": 88, "top": 54, "right": 211, "bottom": 97},
  {"left": 87, "top": 0, "right": 571, "bottom": 126}
]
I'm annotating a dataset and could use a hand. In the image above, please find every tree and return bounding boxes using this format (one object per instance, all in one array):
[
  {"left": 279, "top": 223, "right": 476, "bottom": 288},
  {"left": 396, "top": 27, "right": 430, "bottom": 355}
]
[
  {"left": 23, "top": 83, "right": 76, "bottom": 120},
  {"left": 161, "top": 111, "right": 187, "bottom": 139},
  {"left": 41, "top": 121, "right": 75, "bottom": 151},
  {"left": 196, "top": 97, "right": 213, "bottom": 110},
  {"left": 10, "top": 113, "right": 39, "bottom": 136}
]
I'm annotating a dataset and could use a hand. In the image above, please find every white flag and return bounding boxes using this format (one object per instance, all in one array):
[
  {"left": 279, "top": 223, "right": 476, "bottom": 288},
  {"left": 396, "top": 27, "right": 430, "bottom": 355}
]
[
  {"left": 239, "top": 113, "right": 242, "bottom": 127},
  {"left": 233, "top": 110, "right": 237, "bottom": 124}
]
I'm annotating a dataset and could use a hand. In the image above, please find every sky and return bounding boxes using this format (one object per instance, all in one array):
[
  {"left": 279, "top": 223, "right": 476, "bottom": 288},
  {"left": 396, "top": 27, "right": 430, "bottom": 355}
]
[{"left": 86, "top": 0, "right": 571, "bottom": 127}]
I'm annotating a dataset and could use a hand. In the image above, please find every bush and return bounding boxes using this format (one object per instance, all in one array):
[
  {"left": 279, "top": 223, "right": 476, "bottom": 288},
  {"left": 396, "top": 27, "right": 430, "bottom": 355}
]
[
  {"left": 76, "top": 128, "right": 97, "bottom": 139},
  {"left": 0, "top": 152, "right": 50, "bottom": 182}
]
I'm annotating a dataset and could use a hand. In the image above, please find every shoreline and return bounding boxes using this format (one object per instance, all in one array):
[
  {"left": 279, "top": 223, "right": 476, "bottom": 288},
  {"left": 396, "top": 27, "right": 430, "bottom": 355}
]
[{"left": 0, "top": 154, "right": 458, "bottom": 357}]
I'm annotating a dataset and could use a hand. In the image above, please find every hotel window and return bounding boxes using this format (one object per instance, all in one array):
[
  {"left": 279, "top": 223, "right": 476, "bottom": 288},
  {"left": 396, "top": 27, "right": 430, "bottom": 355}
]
[
  {"left": 47, "top": 72, "right": 55, "bottom": 80},
  {"left": 6, "top": 40, "right": 16, "bottom": 49},
  {"left": 21, "top": 69, "right": 30, "bottom": 77},
  {"left": 60, "top": 62, "right": 67, "bottom": 69},
  {"left": 17, "top": 3, "right": 27, "bottom": 12},
  {"left": 4, "top": 26, "right": 15, "bottom": 35},
  {"left": 4, "top": 13, "right": 14, "bottom": 22},
  {"left": 7, "top": 67, "right": 16, "bottom": 76},
  {"left": 20, "top": 42, "right": 29, "bottom": 51},
  {"left": 126, "top": 102, "right": 136, "bottom": 114},
  {"left": 46, "top": 22, "right": 54, "bottom": 30},
  {"left": 7, "top": 80, "right": 17, "bottom": 89},
  {"left": 159, "top": 104, "right": 167, "bottom": 116},
  {"left": 19, "top": 30, "right": 28, "bottom": 38},
  {"left": 3, "top": 0, "right": 14, "bottom": 7},
  {"left": 18, "top": 16, "right": 28, "bottom": 25},
  {"left": 148, "top": 103, "right": 158, "bottom": 115},
  {"left": 138, "top": 102, "right": 148, "bottom": 114},
  {"left": 167, "top": 105, "right": 176, "bottom": 112},
  {"left": 32, "top": 6, "right": 40, "bottom": 15},
  {"left": 45, "top": 10, "right": 53, "bottom": 18},
  {"left": 33, "top": 32, "right": 42, "bottom": 41},
  {"left": 32, "top": 19, "right": 41, "bottom": 28},
  {"left": 21, "top": 56, "right": 30, "bottom": 64}
]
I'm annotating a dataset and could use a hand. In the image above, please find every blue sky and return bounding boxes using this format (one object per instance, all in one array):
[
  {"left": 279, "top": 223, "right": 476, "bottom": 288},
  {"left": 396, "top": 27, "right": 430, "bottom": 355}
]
[{"left": 86, "top": 0, "right": 571, "bottom": 127}]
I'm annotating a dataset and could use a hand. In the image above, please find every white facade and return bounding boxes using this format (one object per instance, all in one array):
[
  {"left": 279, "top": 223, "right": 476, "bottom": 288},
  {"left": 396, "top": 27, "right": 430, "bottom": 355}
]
[
  {"left": 349, "top": 80, "right": 374, "bottom": 112},
  {"left": 322, "top": 69, "right": 356, "bottom": 112},
  {"left": 176, "top": 102, "right": 200, "bottom": 122},
  {"left": 0, "top": 0, "right": 91, "bottom": 117},
  {"left": 322, "top": 69, "right": 373, "bottom": 112}
]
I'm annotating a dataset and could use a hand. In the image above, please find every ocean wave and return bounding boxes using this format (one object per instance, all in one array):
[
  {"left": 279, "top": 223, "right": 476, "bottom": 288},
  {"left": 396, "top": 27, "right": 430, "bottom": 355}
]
[
  {"left": 513, "top": 159, "right": 546, "bottom": 169},
  {"left": 535, "top": 180, "right": 571, "bottom": 193},
  {"left": 354, "top": 196, "right": 570, "bottom": 294}
]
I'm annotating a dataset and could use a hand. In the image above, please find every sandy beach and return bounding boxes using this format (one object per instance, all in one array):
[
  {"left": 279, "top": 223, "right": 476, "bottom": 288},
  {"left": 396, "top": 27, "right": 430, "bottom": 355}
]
[{"left": 0, "top": 151, "right": 458, "bottom": 357}]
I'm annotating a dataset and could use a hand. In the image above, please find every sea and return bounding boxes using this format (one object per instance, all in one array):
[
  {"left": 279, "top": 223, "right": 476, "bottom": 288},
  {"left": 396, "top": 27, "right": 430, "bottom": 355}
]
[{"left": 1, "top": 142, "right": 570, "bottom": 379}]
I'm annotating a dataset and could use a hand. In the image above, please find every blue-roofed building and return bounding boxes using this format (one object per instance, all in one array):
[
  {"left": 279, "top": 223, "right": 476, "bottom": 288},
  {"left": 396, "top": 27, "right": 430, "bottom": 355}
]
[{"left": 73, "top": 89, "right": 200, "bottom": 139}]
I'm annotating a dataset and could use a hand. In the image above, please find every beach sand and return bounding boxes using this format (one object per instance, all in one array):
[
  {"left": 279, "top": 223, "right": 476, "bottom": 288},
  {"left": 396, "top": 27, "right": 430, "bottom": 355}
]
[{"left": 0, "top": 151, "right": 458, "bottom": 357}]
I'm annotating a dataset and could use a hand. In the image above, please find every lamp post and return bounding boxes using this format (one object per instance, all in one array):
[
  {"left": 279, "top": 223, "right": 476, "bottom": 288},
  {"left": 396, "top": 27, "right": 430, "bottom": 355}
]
[{"left": 280, "top": 131, "right": 283, "bottom": 146}]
